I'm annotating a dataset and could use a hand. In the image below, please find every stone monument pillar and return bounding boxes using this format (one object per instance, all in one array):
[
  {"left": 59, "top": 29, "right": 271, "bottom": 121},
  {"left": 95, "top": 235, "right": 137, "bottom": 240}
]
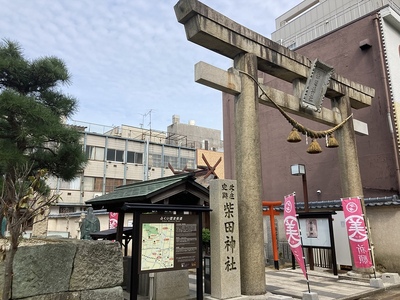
[{"left": 209, "top": 179, "right": 241, "bottom": 299}]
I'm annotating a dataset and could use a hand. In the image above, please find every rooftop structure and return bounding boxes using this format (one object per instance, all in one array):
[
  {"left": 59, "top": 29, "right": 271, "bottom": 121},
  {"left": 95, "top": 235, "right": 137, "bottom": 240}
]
[{"left": 272, "top": 0, "right": 400, "bottom": 49}]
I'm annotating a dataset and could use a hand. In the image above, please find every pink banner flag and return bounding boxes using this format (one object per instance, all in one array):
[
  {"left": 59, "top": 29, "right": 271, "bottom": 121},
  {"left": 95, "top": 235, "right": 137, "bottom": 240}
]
[
  {"left": 284, "top": 193, "right": 307, "bottom": 278},
  {"left": 109, "top": 212, "right": 118, "bottom": 229},
  {"left": 341, "top": 197, "right": 373, "bottom": 269}
]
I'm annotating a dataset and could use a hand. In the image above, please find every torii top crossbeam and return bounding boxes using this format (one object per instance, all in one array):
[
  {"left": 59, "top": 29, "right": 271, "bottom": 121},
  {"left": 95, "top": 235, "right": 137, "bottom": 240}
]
[{"left": 174, "top": 0, "right": 374, "bottom": 109}]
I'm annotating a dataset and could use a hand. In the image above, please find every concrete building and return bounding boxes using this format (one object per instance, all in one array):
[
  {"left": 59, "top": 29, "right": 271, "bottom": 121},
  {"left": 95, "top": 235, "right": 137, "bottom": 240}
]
[
  {"left": 167, "top": 114, "right": 223, "bottom": 151},
  {"left": 43, "top": 117, "right": 223, "bottom": 238}
]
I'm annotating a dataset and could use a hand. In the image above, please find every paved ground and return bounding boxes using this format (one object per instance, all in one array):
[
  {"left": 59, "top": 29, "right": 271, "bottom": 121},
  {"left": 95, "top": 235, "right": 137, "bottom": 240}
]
[
  {"left": 357, "top": 286, "right": 400, "bottom": 300},
  {"left": 125, "top": 266, "right": 400, "bottom": 299},
  {"left": 264, "top": 267, "right": 383, "bottom": 300}
]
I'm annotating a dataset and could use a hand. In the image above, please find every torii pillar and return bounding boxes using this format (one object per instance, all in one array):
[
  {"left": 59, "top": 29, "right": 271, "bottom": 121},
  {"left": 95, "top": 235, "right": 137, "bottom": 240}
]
[
  {"left": 234, "top": 53, "right": 266, "bottom": 293},
  {"left": 175, "top": 0, "right": 375, "bottom": 295}
]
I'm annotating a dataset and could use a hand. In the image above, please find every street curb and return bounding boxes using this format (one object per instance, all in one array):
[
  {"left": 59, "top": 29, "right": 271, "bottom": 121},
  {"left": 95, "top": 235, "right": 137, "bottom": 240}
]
[{"left": 336, "top": 283, "right": 400, "bottom": 300}]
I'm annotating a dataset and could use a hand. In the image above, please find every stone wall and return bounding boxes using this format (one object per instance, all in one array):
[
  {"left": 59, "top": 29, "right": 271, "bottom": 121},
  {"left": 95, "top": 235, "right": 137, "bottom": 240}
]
[
  {"left": 0, "top": 239, "right": 123, "bottom": 300},
  {"left": 366, "top": 206, "right": 400, "bottom": 273}
]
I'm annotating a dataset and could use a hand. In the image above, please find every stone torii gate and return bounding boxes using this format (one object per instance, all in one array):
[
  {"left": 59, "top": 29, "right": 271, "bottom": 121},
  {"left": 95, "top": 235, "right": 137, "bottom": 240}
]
[{"left": 175, "top": 0, "right": 375, "bottom": 296}]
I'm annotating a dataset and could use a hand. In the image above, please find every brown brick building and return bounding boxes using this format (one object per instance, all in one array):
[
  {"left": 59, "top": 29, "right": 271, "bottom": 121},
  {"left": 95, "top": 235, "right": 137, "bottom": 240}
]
[{"left": 223, "top": 1, "right": 400, "bottom": 203}]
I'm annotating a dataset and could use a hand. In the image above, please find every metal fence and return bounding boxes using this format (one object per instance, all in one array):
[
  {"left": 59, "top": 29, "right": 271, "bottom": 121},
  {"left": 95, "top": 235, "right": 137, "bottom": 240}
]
[
  {"left": 313, "top": 248, "right": 332, "bottom": 269},
  {"left": 264, "top": 241, "right": 293, "bottom": 265},
  {"left": 265, "top": 241, "right": 333, "bottom": 270}
]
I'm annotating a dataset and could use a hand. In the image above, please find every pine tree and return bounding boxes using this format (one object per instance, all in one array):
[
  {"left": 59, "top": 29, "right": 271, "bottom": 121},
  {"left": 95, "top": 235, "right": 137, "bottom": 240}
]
[{"left": 0, "top": 39, "right": 87, "bottom": 300}]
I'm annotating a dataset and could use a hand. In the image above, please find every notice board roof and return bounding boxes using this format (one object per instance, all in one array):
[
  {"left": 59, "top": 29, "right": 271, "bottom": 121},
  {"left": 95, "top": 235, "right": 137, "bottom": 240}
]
[
  {"left": 86, "top": 172, "right": 210, "bottom": 211},
  {"left": 121, "top": 202, "right": 212, "bottom": 212}
]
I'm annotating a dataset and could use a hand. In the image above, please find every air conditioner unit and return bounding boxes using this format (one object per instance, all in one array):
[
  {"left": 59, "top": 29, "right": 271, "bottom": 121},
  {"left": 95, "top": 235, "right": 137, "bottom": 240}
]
[{"left": 113, "top": 127, "right": 122, "bottom": 136}]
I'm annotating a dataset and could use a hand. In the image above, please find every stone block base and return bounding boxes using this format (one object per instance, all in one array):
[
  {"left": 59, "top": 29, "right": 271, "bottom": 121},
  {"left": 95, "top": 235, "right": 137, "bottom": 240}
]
[
  {"left": 205, "top": 293, "right": 273, "bottom": 300},
  {"left": 81, "top": 287, "right": 123, "bottom": 300},
  {"left": 370, "top": 278, "right": 384, "bottom": 288},
  {"left": 382, "top": 273, "right": 400, "bottom": 284},
  {"left": 17, "top": 287, "right": 123, "bottom": 300},
  {"left": 205, "top": 296, "right": 249, "bottom": 300},
  {"left": 302, "top": 292, "right": 319, "bottom": 300},
  {"left": 268, "top": 295, "right": 293, "bottom": 299}
]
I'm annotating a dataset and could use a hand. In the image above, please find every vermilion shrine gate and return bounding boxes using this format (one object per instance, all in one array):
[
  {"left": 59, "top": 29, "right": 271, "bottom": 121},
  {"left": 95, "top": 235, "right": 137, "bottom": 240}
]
[{"left": 175, "top": 0, "right": 375, "bottom": 296}]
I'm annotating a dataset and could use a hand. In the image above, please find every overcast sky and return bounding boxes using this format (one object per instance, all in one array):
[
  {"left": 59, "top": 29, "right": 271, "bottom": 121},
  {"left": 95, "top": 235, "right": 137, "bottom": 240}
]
[{"left": 0, "top": 0, "right": 300, "bottom": 133}]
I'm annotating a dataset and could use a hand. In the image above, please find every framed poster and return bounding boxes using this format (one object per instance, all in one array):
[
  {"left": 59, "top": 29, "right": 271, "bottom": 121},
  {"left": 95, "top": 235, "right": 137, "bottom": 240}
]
[
  {"left": 299, "top": 218, "right": 331, "bottom": 247},
  {"left": 139, "top": 214, "right": 199, "bottom": 273}
]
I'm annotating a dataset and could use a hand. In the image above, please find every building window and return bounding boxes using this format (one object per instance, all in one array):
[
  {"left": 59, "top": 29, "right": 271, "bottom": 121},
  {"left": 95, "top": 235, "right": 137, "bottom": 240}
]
[
  {"left": 147, "top": 153, "right": 194, "bottom": 169},
  {"left": 86, "top": 146, "right": 105, "bottom": 160},
  {"left": 94, "top": 177, "right": 103, "bottom": 192},
  {"left": 83, "top": 177, "right": 95, "bottom": 191},
  {"left": 24, "top": 218, "right": 34, "bottom": 231},
  {"left": 204, "top": 140, "right": 209, "bottom": 150},
  {"left": 127, "top": 151, "right": 143, "bottom": 164},
  {"left": 92, "top": 177, "right": 123, "bottom": 192},
  {"left": 181, "top": 157, "right": 195, "bottom": 169},
  {"left": 59, "top": 177, "right": 80, "bottom": 190},
  {"left": 59, "top": 207, "right": 75, "bottom": 214},
  {"left": 107, "top": 149, "right": 124, "bottom": 162},
  {"left": 288, "top": 42, "right": 296, "bottom": 50},
  {"left": 105, "top": 178, "right": 123, "bottom": 192},
  {"left": 149, "top": 154, "right": 162, "bottom": 168},
  {"left": 164, "top": 155, "right": 178, "bottom": 168}
]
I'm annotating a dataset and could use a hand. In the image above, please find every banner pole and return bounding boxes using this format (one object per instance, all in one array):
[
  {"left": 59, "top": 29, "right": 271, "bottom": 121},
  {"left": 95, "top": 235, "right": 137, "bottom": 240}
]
[
  {"left": 296, "top": 212, "right": 311, "bottom": 294},
  {"left": 284, "top": 193, "right": 312, "bottom": 294}
]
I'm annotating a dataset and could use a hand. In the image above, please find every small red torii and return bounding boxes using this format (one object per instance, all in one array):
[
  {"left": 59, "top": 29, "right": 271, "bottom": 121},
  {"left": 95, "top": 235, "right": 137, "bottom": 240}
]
[{"left": 262, "top": 201, "right": 282, "bottom": 270}]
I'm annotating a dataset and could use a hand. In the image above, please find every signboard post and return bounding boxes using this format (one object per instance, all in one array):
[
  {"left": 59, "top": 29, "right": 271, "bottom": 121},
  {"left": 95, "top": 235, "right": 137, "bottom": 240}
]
[
  {"left": 122, "top": 203, "right": 211, "bottom": 300},
  {"left": 298, "top": 211, "right": 338, "bottom": 275}
]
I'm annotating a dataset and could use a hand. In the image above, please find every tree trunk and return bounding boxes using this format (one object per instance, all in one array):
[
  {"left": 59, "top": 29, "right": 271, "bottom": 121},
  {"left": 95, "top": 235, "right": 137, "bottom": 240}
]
[
  {"left": 0, "top": 214, "right": 4, "bottom": 238},
  {"left": 2, "top": 247, "right": 16, "bottom": 300},
  {"left": 2, "top": 219, "right": 19, "bottom": 300}
]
